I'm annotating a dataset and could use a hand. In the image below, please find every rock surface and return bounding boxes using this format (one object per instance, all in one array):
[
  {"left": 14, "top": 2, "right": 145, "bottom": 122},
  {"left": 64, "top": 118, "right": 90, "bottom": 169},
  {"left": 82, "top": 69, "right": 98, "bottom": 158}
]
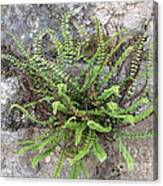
[{"left": 1, "top": 0, "right": 157, "bottom": 180}]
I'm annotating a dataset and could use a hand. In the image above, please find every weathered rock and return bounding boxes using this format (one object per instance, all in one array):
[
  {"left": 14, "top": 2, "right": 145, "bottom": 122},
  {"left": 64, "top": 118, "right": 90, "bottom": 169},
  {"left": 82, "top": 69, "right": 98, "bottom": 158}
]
[
  {"left": 1, "top": 77, "right": 26, "bottom": 131},
  {"left": 1, "top": 128, "right": 64, "bottom": 178}
]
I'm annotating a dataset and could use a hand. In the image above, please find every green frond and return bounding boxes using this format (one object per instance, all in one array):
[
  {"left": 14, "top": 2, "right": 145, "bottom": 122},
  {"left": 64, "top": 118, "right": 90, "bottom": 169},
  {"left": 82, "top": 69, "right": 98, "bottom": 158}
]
[
  {"left": 71, "top": 130, "right": 95, "bottom": 164},
  {"left": 123, "top": 33, "right": 148, "bottom": 101},
  {"left": 75, "top": 124, "right": 87, "bottom": 146},
  {"left": 32, "top": 148, "right": 53, "bottom": 168},
  {"left": 33, "top": 28, "right": 62, "bottom": 56},
  {"left": 105, "top": 28, "right": 128, "bottom": 47},
  {"left": 118, "top": 139, "right": 134, "bottom": 171},
  {"left": 53, "top": 150, "right": 65, "bottom": 178},
  {"left": 64, "top": 118, "right": 86, "bottom": 146},
  {"left": 18, "top": 140, "right": 35, "bottom": 146},
  {"left": 4, "top": 31, "right": 29, "bottom": 58},
  {"left": 18, "top": 129, "right": 62, "bottom": 158},
  {"left": 103, "top": 46, "right": 134, "bottom": 83},
  {"left": 119, "top": 97, "right": 149, "bottom": 114},
  {"left": 61, "top": 12, "right": 73, "bottom": 42},
  {"left": 68, "top": 160, "right": 89, "bottom": 179},
  {"left": 121, "top": 129, "right": 155, "bottom": 140},
  {"left": 17, "top": 143, "right": 41, "bottom": 156},
  {"left": 134, "top": 105, "right": 153, "bottom": 123},
  {"left": 73, "top": 21, "right": 90, "bottom": 56},
  {"left": 104, "top": 36, "right": 132, "bottom": 66},
  {"left": 57, "top": 83, "right": 74, "bottom": 108},
  {"left": 106, "top": 101, "right": 119, "bottom": 112},
  {"left": 88, "top": 17, "right": 106, "bottom": 65},
  {"left": 11, "top": 104, "right": 55, "bottom": 125},
  {"left": 98, "top": 85, "right": 120, "bottom": 100},
  {"left": 79, "top": 161, "right": 89, "bottom": 178},
  {"left": 105, "top": 111, "right": 134, "bottom": 125},
  {"left": 87, "top": 120, "right": 112, "bottom": 133},
  {"left": 63, "top": 116, "right": 77, "bottom": 129},
  {"left": 80, "top": 65, "right": 101, "bottom": 93},
  {"left": 60, "top": 12, "right": 78, "bottom": 64},
  {"left": 38, "top": 131, "right": 63, "bottom": 150},
  {"left": 1, "top": 53, "right": 27, "bottom": 69},
  {"left": 93, "top": 140, "right": 107, "bottom": 162},
  {"left": 68, "top": 161, "right": 82, "bottom": 179},
  {"left": 52, "top": 101, "right": 67, "bottom": 115}
]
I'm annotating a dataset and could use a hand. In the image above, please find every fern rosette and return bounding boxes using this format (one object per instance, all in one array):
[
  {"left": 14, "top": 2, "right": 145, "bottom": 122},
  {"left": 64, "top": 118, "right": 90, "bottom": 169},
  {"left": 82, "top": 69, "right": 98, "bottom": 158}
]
[{"left": 2, "top": 12, "right": 154, "bottom": 178}]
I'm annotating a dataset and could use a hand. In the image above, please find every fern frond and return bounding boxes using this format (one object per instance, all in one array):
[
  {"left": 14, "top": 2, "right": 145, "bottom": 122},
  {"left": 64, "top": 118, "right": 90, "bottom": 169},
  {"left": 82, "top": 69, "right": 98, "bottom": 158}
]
[
  {"left": 68, "top": 161, "right": 82, "bottom": 179},
  {"left": 53, "top": 150, "right": 65, "bottom": 178},
  {"left": 1, "top": 53, "right": 27, "bottom": 69},
  {"left": 87, "top": 120, "right": 112, "bottom": 133},
  {"left": 106, "top": 101, "right": 119, "bottom": 112},
  {"left": 73, "top": 21, "right": 90, "bottom": 58},
  {"left": 121, "top": 129, "right": 155, "bottom": 140},
  {"left": 57, "top": 83, "right": 74, "bottom": 108},
  {"left": 119, "top": 97, "right": 149, "bottom": 114},
  {"left": 134, "top": 105, "right": 153, "bottom": 123},
  {"left": 103, "top": 46, "right": 134, "bottom": 84},
  {"left": 123, "top": 33, "right": 148, "bottom": 101},
  {"left": 89, "top": 17, "right": 106, "bottom": 65},
  {"left": 105, "top": 111, "right": 134, "bottom": 125},
  {"left": 104, "top": 36, "right": 132, "bottom": 66},
  {"left": 60, "top": 12, "right": 78, "bottom": 64},
  {"left": 105, "top": 28, "right": 128, "bottom": 47},
  {"left": 118, "top": 139, "right": 134, "bottom": 171},
  {"left": 80, "top": 65, "right": 101, "bottom": 93},
  {"left": 72, "top": 130, "right": 95, "bottom": 164},
  {"left": 32, "top": 148, "right": 53, "bottom": 168},
  {"left": 93, "top": 139, "right": 107, "bottom": 162},
  {"left": 18, "top": 140, "right": 35, "bottom": 146},
  {"left": 79, "top": 161, "right": 89, "bottom": 178},
  {"left": 4, "top": 31, "right": 29, "bottom": 58},
  {"left": 68, "top": 160, "right": 89, "bottom": 179},
  {"left": 52, "top": 101, "right": 67, "bottom": 115},
  {"left": 63, "top": 116, "right": 77, "bottom": 129},
  {"left": 75, "top": 124, "right": 87, "bottom": 146},
  {"left": 11, "top": 104, "right": 55, "bottom": 125},
  {"left": 38, "top": 131, "right": 63, "bottom": 150},
  {"left": 98, "top": 85, "right": 119, "bottom": 100},
  {"left": 17, "top": 143, "right": 41, "bottom": 156}
]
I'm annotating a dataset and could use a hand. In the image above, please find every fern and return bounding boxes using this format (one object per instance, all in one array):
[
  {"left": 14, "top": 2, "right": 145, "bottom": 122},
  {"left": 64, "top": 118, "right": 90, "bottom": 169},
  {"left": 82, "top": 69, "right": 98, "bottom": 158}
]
[
  {"left": 121, "top": 129, "right": 155, "bottom": 140},
  {"left": 117, "top": 138, "right": 134, "bottom": 171},
  {"left": 98, "top": 85, "right": 120, "bottom": 100},
  {"left": 87, "top": 120, "right": 112, "bottom": 133},
  {"left": 68, "top": 160, "right": 89, "bottom": 179},
  {"left": 11, "top": 104, "right": 55, "bottom": 125},
  {"left": 93, "top": 139, "right": 107, "bottom": 163},
  {"left": 1, "top": 11, "right": 155, "bottom": 178},
  {"left": 75, "top": 124, "right": 87, "bottom": 146},
  {"left": 71, "top": 130, "right": 95, "bottom": 164},
  {"left": 32, "top": 148, "right": 53, "bottom": 168},
  {"left": 53, "top": 150, "right": 65, "bottom": 178}
]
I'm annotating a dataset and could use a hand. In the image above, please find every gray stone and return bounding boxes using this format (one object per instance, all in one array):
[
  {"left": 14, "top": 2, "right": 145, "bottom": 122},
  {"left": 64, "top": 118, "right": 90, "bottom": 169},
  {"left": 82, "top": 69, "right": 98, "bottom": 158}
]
[{"left": 1, "top": 77, "right": 25, "bottom": 131}]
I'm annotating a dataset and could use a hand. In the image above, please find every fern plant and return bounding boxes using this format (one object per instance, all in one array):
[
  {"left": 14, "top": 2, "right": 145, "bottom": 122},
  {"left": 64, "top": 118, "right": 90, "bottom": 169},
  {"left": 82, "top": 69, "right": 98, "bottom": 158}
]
[{"left": 2, "top": 12, "right": 155, "bottom": 178}]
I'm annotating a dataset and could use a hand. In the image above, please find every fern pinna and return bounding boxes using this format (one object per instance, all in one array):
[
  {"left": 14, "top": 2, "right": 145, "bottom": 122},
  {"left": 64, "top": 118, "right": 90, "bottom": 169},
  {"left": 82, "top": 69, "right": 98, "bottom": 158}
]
[{"left": 2, "top": 12, "right": 154, "bottom": 178}]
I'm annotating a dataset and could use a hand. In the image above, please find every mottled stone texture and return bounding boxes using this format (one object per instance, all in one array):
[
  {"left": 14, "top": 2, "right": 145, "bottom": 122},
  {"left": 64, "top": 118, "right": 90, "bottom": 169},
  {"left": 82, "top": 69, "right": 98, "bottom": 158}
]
[{"left": 1, "top": 0, "right": 158, "bottom": 180}]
